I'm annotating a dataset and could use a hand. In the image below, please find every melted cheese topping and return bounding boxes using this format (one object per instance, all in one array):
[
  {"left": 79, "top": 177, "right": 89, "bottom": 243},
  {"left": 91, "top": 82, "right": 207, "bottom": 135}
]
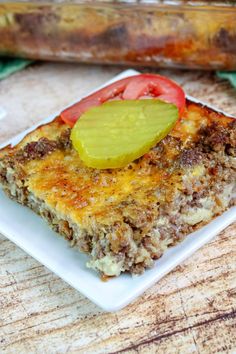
[
  {"left": 5, "top": 102, "right": 234, "bottom": 227},
  {"left": 25, "top": 148, "right": 164, "bottom": 225}
]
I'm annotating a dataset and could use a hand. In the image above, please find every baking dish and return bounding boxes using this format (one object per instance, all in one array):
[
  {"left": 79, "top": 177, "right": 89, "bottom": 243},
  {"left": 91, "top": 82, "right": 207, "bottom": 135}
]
[{"left": 0, "top": 1, "right": 236, "bottom": 69}]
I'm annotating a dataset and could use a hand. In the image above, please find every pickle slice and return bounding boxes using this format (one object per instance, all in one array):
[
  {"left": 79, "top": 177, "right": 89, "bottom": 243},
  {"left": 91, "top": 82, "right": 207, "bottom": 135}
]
[{"left": 71, "top": 99, "right": 178, "bottom": 169}]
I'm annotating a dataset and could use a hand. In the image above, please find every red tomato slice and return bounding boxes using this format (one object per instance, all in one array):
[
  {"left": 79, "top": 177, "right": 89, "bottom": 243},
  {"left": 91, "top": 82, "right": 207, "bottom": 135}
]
[{"left": 60, "top": 74, "right": 186, "bottom": 127}]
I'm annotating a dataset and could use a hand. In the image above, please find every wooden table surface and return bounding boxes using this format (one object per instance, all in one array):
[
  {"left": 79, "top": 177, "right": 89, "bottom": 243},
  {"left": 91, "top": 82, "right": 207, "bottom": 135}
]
[{"left": 0, "top": 63, "right": 235, "bottom": 354}]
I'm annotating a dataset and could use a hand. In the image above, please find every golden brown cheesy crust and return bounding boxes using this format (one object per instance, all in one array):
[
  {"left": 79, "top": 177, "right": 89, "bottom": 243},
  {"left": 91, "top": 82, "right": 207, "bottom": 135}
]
[{"left": 0, "top": 100, "right": 235, "bottom": 276}]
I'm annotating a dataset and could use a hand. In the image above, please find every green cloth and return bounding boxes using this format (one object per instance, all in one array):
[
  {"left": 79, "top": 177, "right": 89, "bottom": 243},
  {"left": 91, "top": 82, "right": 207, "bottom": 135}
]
[
  {"left": 0, "top": 58, "right": 33, "bottom": 80},
  {"left": 217, "top": 71, "right": 236, "bottom": 88}
]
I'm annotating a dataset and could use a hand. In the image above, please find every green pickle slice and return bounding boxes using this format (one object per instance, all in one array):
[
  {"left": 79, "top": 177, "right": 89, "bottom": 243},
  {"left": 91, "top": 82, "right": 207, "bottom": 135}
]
[{"left": 71, "top": 99, "right": 178, "bottom": 169}]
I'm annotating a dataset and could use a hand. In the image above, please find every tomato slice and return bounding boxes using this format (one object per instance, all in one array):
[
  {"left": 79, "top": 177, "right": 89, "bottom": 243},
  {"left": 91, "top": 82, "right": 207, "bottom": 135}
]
[{"left": 60, "top": 74, "right": 185, "bottom": 127}]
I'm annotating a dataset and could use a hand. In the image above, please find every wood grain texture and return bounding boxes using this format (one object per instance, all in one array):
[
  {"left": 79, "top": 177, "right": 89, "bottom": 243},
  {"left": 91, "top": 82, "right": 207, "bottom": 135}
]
[{"left": 0, "top": 63, "right": 235, "bottom": 353}]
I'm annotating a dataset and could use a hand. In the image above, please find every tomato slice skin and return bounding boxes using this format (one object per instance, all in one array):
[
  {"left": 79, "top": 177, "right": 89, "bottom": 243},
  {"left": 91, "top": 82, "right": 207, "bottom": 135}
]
[{"left": 60, "top": 74, "right": 185, "bottom": 127}]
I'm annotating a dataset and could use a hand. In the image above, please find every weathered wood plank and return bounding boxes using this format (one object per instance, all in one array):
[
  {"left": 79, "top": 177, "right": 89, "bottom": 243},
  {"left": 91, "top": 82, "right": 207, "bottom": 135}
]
[{"left": 0, "top": 63, "right": 235, "bottom": 353}]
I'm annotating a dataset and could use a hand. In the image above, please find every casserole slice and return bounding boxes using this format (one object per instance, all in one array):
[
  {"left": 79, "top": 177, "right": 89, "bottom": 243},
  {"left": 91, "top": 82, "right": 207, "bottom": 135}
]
[{"left": 0, "top": 99, "right": 235, "bottom": 277}]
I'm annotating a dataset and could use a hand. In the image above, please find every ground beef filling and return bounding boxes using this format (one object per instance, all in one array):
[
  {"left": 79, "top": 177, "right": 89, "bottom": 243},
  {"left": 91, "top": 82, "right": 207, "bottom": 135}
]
[
  {"left": 0, "top": 119, "right": 235, "bottom": 276},
  {"left": 15, "top": 128, "right": 71, "bottom": 163}
]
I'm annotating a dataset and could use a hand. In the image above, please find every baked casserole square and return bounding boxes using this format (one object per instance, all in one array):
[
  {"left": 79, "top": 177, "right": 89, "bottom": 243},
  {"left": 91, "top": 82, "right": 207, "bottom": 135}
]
[{"left": 0, "top": 99, "right": 235, "bottom": 277}]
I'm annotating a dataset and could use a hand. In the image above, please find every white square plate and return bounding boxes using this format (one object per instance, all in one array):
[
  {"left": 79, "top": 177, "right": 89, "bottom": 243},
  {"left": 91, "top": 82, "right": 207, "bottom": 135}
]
[{"left": 0, "top": 69, "right": 235, "bottom": 312}]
